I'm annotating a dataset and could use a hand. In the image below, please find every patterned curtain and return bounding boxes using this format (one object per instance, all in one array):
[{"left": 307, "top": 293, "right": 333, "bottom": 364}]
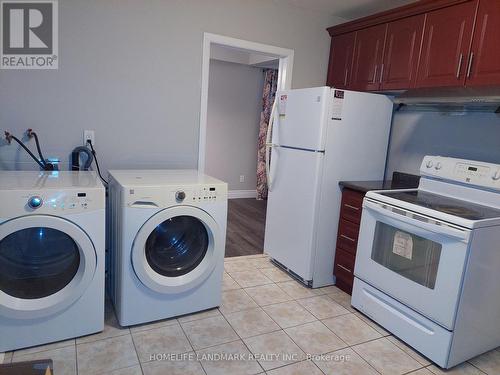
[{"left": 256, "top": 69, "right": 279, "bottom": 200}]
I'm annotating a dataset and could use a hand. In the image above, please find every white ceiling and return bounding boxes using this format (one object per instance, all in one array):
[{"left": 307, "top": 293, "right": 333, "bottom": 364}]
[
  {"left": 273, "top": 0, "right": 418, "bottom": 20},
  {"left": 211, "top": 44, "right": 279, "bottom": 69}
]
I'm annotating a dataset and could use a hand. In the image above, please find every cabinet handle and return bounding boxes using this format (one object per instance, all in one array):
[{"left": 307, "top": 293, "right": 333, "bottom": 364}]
[
  {"left": 344, "top": 69, "right": 348, "bottom": 86},
  {"left": 379, "top": 63, "right": 384, "bottom": 84},
  {"left": 337, "top": 264, "right": 352, "bottom": 273},
  {"left": 341, "top": 234, "right": 356, "bottom": 243},
  {"left": 372, "top": 65, "right": 378, "bottom": 83},
  {"left": 456, "top": 53, "right": 464, "bottom": 78},
  {"left": 344, "top": 204, "right": 360, "bottom": 211},
  {"left": 467, "top": 52, "right": 474, "bottom": 78}
]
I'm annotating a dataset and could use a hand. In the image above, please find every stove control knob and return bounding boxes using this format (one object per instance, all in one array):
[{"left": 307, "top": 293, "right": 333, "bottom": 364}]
[
  {"left": 492, "top": 170, "right": 500, "bottom": 181},
  {"left": 175, "top": 191, "right": 186, "bottom": 202},
  {"left": 28, "top": 196, "right": 43, "bottom": 209},
  {"left": 435, "top": 162, "right": 442, "bottom": 170},
  {"left": 426, "top": 160, "right": 434, "bottom": 169}
]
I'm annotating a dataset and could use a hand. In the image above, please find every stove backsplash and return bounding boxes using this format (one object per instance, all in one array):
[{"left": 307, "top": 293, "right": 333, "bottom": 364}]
[{"left": 385, "top": 110, "right": 500, "bottom": 177}]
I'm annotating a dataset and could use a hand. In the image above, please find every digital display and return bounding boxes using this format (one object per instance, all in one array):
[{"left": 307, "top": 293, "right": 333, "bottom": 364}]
[
  {"left": 209, "top": 187, "right": 215, "bottom": 191},
  {"left": 77, "top": 193, "right": 87, "bottom": 197},
  {"left": 468, "top": 167, "right": 478, "bottom": 172}
]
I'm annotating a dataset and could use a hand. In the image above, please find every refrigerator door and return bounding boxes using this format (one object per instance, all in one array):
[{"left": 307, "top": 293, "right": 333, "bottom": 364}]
[
  {"left": 264, "top": 146, "right": 324, "bottom": 281},
  {"left": 273, "top": 87, "right": 330, "bottom": 151},
  {"left": 310, "top": 89, "right": 394, "bottom": 287}
]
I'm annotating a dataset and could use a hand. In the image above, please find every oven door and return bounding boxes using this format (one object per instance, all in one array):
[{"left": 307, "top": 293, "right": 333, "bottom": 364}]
[{"left": 354, "top": 198, "right": 471, "bottom": 330}]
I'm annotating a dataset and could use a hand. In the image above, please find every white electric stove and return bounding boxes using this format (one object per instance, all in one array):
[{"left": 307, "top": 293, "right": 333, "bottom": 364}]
[{"left": 352, "top": 155, "right": 500, "bottom": 368}]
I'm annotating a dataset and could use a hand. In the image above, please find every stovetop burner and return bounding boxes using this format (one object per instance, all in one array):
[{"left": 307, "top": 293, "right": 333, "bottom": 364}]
[{"left": 379, "top": 190, "right": 500, "bottom": 221}]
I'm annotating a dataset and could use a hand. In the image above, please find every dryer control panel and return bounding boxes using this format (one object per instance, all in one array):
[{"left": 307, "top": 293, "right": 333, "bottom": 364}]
[{"left": 124, "top": 183, "right": 227, "bottom": 208}]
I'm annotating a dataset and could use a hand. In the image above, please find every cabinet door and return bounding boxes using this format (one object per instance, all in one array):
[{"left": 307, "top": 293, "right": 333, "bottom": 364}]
[
  {"left": 350, "top": 24, "right": 387, "bottom": 91},
  {"left": 334, "top": 248, "right": 356, "bottom": 295},
  {"left": 416, "top": 1, "right": 478, "bottom": 88},
  {"left": 381, "top": 15, "right": 425, "bottom": 90},
  {"left": 466, "top": 0, "right": 500, "bottom": 86},
  {"left": 326, "top": 32, "right": 356, "bottom": 88}
]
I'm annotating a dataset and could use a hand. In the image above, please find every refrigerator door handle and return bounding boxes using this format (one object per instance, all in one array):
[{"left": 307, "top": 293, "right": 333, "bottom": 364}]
[{"left": 265, "top": 99, "right": 278, "bottom": 191}]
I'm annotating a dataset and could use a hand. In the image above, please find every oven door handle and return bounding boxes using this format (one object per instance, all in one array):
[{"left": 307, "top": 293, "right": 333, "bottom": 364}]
[{"left": 364, "top": 200, "right": 470, "bottom": 242}]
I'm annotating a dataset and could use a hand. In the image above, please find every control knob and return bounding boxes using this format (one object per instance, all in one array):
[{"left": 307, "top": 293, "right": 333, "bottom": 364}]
[
  {"left": 28, "top": 196, "right": 43, "bottom": 209},
  {"left": 492, "top": 170, "right": 500, "bottom": 181},
  {"left": 175, "top": 191, "right": 186, "bottom": 202},
  {"left": 426, "top": 160, "right": 434, "bottom": 168},
  {"left": 435, "top": 162, "right": 442, "bottom": 170}
]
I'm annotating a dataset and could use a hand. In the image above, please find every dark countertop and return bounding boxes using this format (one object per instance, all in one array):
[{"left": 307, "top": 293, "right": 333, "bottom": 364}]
[{"left": 339, "top": 172, "right": 420, "bottom": 194}]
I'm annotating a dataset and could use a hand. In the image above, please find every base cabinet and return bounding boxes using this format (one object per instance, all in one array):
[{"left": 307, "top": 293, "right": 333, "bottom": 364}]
[{"left": 334, "top": 188, "right": 365, "bottom": 295}]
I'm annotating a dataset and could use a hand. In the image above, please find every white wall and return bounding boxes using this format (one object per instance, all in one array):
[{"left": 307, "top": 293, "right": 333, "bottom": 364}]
[
  {"left": 205, "top": 60, "right": 263, "bottom": 191},
  {"left": 386, "top": 111, "right": 500, "bottom": 175},
  {"left": 0, "top": 0, "right": 343, "bottom": 172}
]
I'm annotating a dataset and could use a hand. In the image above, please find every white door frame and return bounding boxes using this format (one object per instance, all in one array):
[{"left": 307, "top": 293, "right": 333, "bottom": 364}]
[{"left": 197, "top": 32, "right": 294, "bottom": 173}]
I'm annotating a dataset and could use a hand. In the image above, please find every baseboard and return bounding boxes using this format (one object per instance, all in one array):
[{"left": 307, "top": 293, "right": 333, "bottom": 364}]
[{"left": 228, "top": 189, "right": 257, "bottom": 199}]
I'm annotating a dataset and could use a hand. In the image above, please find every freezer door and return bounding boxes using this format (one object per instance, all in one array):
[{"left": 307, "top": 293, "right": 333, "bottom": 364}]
[
  {"left": 272, "top": 87, "right": 330, "bottom": 151},
  {"left": 264, "top": 146, "right": 324, "bottom": 281}
]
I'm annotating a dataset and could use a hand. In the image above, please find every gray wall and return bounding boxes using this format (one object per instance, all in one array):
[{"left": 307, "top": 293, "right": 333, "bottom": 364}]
[
  {"left": 0, "top": 0, "right": 343, "bottom": 172},
  {"left": 205, "top": 60, "right": 263, "bottom": 191},
  {"left": 386, "top": 111, "right": 500, "bottom": 176}
]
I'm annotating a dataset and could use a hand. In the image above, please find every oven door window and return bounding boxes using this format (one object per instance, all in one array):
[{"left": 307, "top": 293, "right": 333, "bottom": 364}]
[
  {"left": 145, "top": 216, "right": 209, "bottom": 278},
  {"left": 0, "top": 227, "right": 80, "bottom": 299},
  {"left": 371, "top": 222, "right": 442, "bottom": 289}
]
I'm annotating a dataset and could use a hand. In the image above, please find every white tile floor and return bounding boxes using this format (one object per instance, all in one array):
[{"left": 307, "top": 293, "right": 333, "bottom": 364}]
[{"left": 2, "top": 253, "right": 500, "bottom": 374}]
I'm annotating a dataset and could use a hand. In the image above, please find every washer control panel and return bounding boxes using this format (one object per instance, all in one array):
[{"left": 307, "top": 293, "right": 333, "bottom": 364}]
[
  {"left": 23, "top": 191, "right": 95, "bottom": 212},
  {"left": 189, "top": 186, "right": 219, "bottom": 202},
  {"left": 421, "top": 156, "right": 500, "bottom": 190}
]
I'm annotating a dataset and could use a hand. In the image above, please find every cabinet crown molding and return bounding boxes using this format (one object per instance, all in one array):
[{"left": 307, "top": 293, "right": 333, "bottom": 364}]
[{"left": 327, "top": 0, "right": 471, "bottom": 36}]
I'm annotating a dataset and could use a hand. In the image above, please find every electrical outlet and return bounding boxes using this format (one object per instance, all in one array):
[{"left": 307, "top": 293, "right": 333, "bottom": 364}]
[
  {"left": 239, "top": 175, "right": 245, "bottom": 183},
  {"left": 83, "top": 130, "right": 95, "bottom": 146}
]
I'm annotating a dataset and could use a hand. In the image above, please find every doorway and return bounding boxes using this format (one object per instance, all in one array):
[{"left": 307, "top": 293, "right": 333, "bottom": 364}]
[{"left": 198, "top": 33, "right": 294, "bottom": 258}]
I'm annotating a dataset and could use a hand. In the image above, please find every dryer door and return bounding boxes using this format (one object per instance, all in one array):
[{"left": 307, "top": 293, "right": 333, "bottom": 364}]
[
  {"left": 0, "top": 215, "right": 97, "bottom": 319},
  {"left": 131, "top": 206, "right": 220, "bottom": 294}
]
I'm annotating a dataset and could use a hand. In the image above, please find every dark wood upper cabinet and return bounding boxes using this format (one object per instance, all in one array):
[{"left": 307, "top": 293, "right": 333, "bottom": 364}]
[
  {"left": 380, "top": 15, "right": 425, "bottom": 90},
  {"left": 416, "top": 1, "right": 478, "bottom": 88},
  {"left": 350, "top": 24, "right": 387, "bottom": 91},
  {"left": 326, "top": 0, "right": 500, "bottom": 91},
  {"left": 466, "top": 0, "right": 500, "bottom": 86},
  {"left": 326, "top": 32, "right": 356, "bottom": 88}
]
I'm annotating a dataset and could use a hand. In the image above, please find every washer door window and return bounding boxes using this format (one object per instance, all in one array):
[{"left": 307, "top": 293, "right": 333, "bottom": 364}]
[
  {"left": 132, "top": 206, "right": 220, "bottom": 294},
  {"left": 0, "top": 227, "right": 80, "bottom": 299},
  {"left": 145, "top": 216, "right": 209, "bottom": 278},
  {"left": 0, "top": 216, "right": 97, "bottom": 319}
]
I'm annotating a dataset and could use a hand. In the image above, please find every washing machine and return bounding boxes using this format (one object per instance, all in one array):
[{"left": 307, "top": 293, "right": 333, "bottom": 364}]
[
  {"left": 0, "top": 171, "right": 105, "bottom": 352},
  {"left": 108, "top": 170, "right": 227, "bottom": 326}
]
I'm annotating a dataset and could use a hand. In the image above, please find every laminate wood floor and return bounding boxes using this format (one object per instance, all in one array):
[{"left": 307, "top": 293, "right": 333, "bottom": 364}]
[{"left": 225, "top": 198, "right": 267, "bottom": 258}]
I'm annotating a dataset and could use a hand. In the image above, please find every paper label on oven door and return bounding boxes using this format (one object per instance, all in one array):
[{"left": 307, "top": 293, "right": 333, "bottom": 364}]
[{"left": 393, "top": 231, "right": 413, "bottom": 260}]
